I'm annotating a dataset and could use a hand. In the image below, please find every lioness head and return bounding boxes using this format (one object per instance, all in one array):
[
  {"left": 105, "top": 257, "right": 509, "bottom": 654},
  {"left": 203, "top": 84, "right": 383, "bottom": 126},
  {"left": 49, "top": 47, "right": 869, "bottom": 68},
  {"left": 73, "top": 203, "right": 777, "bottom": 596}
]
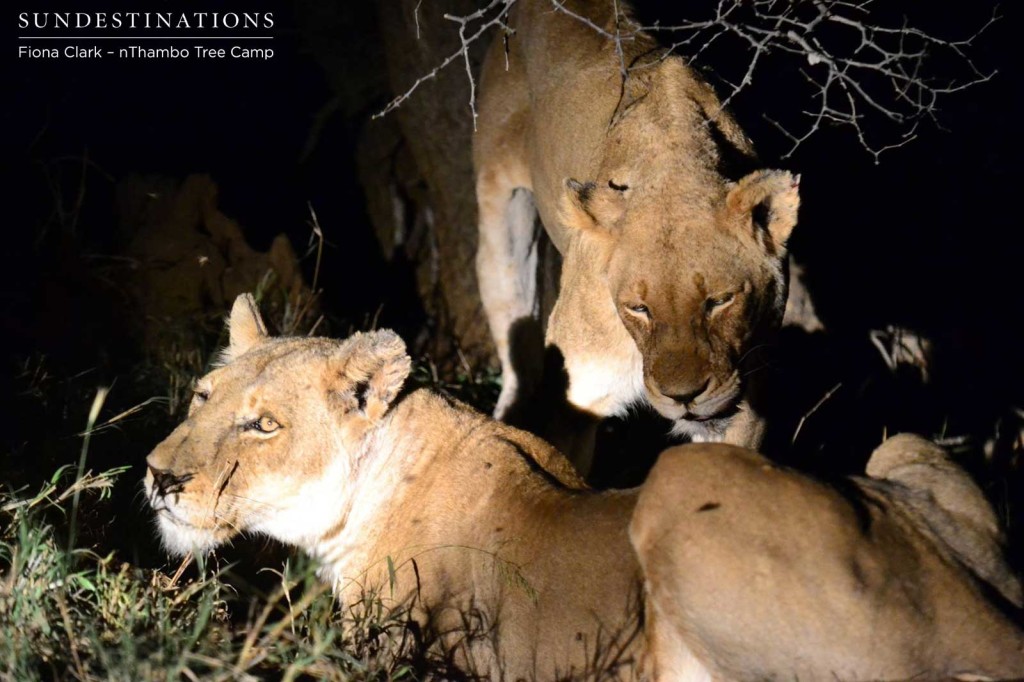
[
  {"left": 557, "top": 169, "right": 799, "bottom": 423},
  {"left": 144, "top": 294, "right": 411, "bottom": 556}
]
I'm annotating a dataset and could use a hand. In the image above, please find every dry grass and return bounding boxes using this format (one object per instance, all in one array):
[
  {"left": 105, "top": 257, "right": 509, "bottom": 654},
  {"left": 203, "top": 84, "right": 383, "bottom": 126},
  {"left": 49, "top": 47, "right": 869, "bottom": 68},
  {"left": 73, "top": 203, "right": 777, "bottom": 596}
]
[
  {"left": 0, "top": 461, "right": 440, "bottom": 681},
  {"left": 0, "top": 288, "right": 504, "bottom": 681}
]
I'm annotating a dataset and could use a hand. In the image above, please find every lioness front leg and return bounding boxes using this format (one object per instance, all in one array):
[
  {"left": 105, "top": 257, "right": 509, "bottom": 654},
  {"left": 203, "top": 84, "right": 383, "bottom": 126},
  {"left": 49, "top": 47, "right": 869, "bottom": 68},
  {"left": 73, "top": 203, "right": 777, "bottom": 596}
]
[{"left": 476, "top": 174, "right": 543, "bottom": 421}]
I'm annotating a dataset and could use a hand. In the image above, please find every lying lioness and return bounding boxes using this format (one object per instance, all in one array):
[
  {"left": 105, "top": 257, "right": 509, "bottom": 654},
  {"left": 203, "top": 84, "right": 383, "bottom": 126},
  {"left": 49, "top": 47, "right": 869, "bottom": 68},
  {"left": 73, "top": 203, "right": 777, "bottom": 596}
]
[
  {"left": 146, "top": 295, "right": 1022, "bottom": 680},
  {"left": 475, "top": 0, "right": 800, "bottom": 473},
  {"left": 145, "top": 294, "right": 645, "bottom": 679},
  {"left": 631, "top": 436, "right": 1024, "bottom": 681}
]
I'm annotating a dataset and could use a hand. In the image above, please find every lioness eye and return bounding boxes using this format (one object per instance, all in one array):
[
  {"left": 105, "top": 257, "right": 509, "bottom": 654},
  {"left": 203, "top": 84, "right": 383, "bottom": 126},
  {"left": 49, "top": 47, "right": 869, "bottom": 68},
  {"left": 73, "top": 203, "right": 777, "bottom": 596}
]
[
  {"left": 705, "top": 292, "right": 736, "bottom": 314},
  {"left": 190, "top": 382, "right": 210, "bottom": 411},
  {"left": 247, "top": 416, "right": 281, "bottom": 433},
  {"left": 625, "top": 303, "right": 650, "bottom": 317}
]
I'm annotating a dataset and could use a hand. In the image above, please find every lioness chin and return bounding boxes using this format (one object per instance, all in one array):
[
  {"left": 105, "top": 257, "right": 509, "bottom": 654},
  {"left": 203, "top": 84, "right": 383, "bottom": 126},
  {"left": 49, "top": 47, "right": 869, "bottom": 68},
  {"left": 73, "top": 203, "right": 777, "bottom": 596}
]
[
  {"left": 145, "top": 295, "right": 1023, "bottom": 681},
  {"left": 475, "top": 0, "right": 800, "bottom": 474}
]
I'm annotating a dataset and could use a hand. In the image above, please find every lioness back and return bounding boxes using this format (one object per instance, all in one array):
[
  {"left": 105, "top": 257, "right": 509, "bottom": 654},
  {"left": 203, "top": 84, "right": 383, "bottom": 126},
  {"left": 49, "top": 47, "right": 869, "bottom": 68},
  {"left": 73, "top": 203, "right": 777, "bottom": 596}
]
[{"left": 630, "top": 441, "right": 1024, "bottom": 681}]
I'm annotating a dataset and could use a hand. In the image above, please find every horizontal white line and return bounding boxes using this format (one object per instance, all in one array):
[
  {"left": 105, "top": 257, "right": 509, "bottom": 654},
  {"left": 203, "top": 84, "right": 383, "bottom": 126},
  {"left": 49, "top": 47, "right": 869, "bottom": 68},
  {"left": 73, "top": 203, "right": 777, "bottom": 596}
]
[{"left": 18, "top": 36, "right": 273, "bottom": 40}]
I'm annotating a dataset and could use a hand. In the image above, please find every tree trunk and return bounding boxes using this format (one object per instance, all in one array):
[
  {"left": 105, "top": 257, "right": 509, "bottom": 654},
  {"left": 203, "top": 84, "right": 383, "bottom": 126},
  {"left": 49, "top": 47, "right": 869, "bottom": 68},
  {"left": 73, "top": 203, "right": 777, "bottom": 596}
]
[{"left": 370, "top": 0, "right": 496, "bottom": 370}]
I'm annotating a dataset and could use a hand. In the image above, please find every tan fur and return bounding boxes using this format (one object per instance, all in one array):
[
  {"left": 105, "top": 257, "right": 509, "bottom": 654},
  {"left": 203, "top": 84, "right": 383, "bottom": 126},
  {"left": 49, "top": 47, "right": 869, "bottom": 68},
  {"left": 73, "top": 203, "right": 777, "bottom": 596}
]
[
  {"left": 474, "top": 0, "right": 800, "bottom": 473},
  {"left": 149, "top": 297, "right": 1022, "bottom": 680},
  {"left": 145, "top": 296, "right": 645, "bottom": 680},
  {"left": 630, "top": 437, "right": 1024, "bottom": 681}
]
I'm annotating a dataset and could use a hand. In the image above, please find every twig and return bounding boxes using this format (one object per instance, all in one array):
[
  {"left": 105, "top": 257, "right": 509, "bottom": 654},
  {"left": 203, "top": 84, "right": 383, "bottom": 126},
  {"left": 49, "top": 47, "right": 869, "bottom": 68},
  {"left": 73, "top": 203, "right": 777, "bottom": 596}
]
[
  {"left": 792, "top": 382, "right": 842, "bottom": 444},
  {"left": 168, "top": 551, "right": 195, "bottom": 589},
  {"left": 374, "top": 0, "right": 515, "bottom": 125}
]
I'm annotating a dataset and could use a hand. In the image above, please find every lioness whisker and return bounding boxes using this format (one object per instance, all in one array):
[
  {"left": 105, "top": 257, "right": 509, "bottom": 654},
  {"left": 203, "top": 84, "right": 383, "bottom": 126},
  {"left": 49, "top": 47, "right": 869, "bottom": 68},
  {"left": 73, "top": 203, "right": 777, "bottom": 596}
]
[
  {"left": 223, "top": 493, "right": 280, "bottom": 510},
  {"left": 741, "top": 361, "right": 775, "bottom": 379},
  {"left": 737, "top": 342, "right": 774, "bottom": 364}
]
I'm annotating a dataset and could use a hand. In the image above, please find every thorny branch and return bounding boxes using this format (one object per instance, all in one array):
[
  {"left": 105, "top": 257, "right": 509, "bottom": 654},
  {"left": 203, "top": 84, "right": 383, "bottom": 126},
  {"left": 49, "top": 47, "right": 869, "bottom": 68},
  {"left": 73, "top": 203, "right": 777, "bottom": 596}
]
[
  {"left": 374, "top": 0, "right": 515, "bottom": 129},
  {"left": 376, "top": 0, "right": 997, "bottom": 159}
]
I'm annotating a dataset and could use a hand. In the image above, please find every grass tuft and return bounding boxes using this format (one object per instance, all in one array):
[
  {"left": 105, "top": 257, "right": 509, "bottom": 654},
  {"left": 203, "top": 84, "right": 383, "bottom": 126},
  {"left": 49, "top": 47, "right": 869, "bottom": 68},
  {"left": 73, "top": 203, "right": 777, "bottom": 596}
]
[{"left": 0, "top": 467, "right": 439, "bottom": 680}]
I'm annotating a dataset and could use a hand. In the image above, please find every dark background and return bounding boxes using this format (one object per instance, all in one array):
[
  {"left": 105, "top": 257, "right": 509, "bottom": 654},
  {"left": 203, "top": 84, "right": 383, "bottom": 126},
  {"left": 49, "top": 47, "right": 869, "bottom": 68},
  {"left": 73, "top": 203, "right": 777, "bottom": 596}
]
[{"left": 5, "top": 1, "right": 1024, "bottom": 570}]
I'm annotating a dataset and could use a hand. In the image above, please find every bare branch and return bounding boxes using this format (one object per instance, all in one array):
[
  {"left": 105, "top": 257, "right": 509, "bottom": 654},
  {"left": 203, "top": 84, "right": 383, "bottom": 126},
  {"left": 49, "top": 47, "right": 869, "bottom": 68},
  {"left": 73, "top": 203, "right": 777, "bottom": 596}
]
[
  {"left": 373, "top": 0, "right": 515, "bottom": 125},
  {"left": 376, "top": 0, "right": 998, "bottom": 158},
  {"left": 653, "top": 0, "right": 999, "bottom": 160}
]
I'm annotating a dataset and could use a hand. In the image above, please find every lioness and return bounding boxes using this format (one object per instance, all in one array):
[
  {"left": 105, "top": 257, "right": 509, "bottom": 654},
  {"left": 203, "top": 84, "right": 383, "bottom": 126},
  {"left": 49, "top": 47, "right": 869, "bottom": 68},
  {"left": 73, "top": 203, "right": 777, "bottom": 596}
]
[
  {"left": 630, "top": 435, "right": 1024, "bottom": 681},
  {"left": 145, "top": 295, "right": 1022, "bottom": 680},
  {"left": 475, "top": 0, "right": 800, "bottom": 473},
  {"left": 145, "top": 294, "right": 645, "bottom": 680}
]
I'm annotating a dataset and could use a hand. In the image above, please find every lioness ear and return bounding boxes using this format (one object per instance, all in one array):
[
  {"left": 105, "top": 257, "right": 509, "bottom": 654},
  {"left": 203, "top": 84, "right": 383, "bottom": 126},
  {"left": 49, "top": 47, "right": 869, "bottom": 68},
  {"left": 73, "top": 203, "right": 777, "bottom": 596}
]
[
  {"left": 727, "top": 170, "right": 800, "bottom": 252},
  {"left": 223, "top": 293, "right": 268, "bottom": 363},
  {"left": 327, "top": 330, "right": 411, "bottom": 425},
  {"left": 559, "top": 178, "right": 627, "bottom": 235}
]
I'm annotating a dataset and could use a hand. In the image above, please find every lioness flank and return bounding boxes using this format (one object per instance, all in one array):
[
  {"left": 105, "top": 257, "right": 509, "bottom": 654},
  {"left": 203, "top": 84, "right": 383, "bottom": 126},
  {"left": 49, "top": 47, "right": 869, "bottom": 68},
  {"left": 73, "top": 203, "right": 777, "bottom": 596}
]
[
  {"left": 631, "top": 435, "right": 1024, "bottom": 681},
  {"left": 475, "top": 0, "right": 800, "bottom": 473}
]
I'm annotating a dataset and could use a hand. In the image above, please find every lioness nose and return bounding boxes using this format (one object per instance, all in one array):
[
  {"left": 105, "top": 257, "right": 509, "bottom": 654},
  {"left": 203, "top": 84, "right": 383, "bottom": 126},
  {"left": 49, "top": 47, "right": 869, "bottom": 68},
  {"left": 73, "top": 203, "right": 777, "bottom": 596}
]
[
  {"left": 664, "top": 378, "right": 710, "bottom": 406},
  {"left": 148, "top": 465, "right": 176, "bottom": 497}
]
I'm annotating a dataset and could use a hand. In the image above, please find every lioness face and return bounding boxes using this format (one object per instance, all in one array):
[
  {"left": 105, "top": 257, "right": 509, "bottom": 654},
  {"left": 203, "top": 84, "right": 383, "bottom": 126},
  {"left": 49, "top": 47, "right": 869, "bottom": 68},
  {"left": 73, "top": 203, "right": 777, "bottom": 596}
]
[
  {"left": 607, "top": 216, "right": 783, "bottom": 423},
  {"left": 560, "top": 170, "right": 799, "bottom": 423},
  {"left": 144, "top": 295, "right": 410, "bottom": 556}
]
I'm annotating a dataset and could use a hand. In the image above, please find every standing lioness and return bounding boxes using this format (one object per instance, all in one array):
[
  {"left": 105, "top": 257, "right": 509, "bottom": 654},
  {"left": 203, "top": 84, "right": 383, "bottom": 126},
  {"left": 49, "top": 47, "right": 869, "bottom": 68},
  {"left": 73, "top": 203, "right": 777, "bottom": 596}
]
[{"left": 475, "top": 0, "right": 800, "bottom": 472}]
